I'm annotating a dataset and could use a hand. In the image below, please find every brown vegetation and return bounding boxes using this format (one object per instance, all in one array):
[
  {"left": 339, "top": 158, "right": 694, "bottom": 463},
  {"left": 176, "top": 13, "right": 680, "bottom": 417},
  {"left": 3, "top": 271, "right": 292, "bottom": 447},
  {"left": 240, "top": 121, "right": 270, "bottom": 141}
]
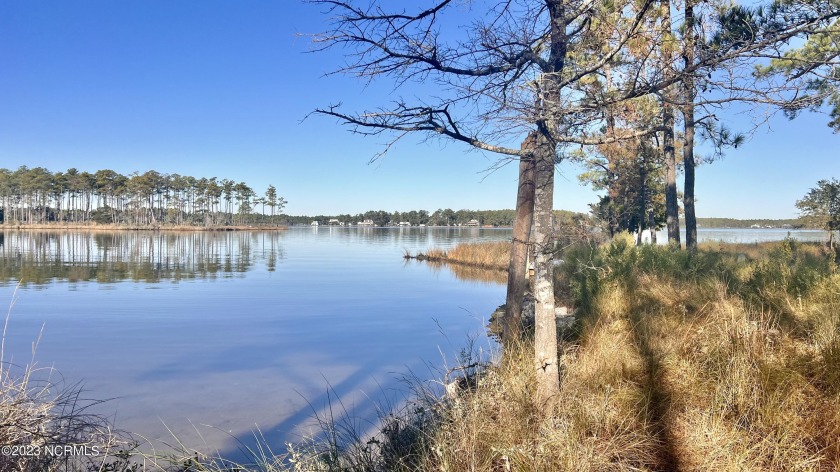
[
  {"left": 407, "top": 241, "right": 512, "bottom": 271},
  {"left": 329, "top": 236, "right": 840, "bottom": 471}
]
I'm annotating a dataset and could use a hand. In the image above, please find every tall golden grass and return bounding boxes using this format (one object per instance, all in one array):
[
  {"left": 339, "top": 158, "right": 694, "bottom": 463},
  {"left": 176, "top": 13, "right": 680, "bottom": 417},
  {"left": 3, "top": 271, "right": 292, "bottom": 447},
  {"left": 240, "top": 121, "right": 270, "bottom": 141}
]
[
  {"left": 379, "top": 237, "right": 840, "bottom": 471},
  {"left": 411, "top": 241, "right": 511, "bottom": 271}
]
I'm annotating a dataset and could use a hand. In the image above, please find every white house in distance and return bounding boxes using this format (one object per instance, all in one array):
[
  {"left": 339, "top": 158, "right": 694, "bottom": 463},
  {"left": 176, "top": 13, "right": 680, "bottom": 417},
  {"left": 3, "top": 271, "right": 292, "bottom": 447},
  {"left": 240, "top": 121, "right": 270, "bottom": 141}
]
[
  {"left": 398, "top": 221, "right": 411, "bottom": 227},
  {"left": 466, "top": 219, "right": 480, "bottom": 227},
  {"left": 311, "top": 221, "right": 319, "bottom": 226},
  {"left": 357, "top": 219, "right": 375, "bottom": 226}
]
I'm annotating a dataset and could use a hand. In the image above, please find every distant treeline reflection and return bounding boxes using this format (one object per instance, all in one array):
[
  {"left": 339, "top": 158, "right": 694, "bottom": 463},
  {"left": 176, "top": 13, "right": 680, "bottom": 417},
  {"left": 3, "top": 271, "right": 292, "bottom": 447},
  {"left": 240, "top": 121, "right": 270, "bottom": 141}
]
[
  {"left": 0, "top": 231, "right": 285, "bottom": 286},
  {"left": 422, "top": 259, "right": 508, "bottom": 285}
]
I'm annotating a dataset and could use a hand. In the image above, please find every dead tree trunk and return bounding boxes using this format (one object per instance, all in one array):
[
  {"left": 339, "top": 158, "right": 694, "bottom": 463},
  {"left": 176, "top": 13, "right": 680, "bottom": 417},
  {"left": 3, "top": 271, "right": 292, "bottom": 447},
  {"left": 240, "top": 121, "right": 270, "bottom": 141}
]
[{"left": 504, "top": 133, "right": 537, "bottom": 342}]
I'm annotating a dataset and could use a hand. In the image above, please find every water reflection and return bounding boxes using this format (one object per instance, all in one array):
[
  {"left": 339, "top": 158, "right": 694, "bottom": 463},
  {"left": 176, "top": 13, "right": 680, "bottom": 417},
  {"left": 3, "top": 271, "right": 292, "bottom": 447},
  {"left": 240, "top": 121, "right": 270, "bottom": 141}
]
[
  {"left": 0, "top": 228, "right": 510, "bottom": 459},
  {"left": 420, "top": 259, "right": 508, "bottom": 285},
  {"left": 0, "top": 231, "right": 286, "bottom": 286}
]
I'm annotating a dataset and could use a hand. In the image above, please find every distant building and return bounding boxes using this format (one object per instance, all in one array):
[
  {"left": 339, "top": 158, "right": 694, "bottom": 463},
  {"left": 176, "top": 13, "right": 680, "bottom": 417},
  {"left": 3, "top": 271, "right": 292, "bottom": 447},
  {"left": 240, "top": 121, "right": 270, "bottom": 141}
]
[
  {"left": 328, "top": 219, "right": 341, "bottom": 225},
  {"left": 399, "top": 221, "right": 411, "bottom": 227},
  {"left": 466, "top": 219, "right": 480, "bottom": 227},
  {"left": 358, "top": 219, "right": 375, "bottom": 226},
  {"left": 311, "top": 221, "right": 319, "bottom": 226}
]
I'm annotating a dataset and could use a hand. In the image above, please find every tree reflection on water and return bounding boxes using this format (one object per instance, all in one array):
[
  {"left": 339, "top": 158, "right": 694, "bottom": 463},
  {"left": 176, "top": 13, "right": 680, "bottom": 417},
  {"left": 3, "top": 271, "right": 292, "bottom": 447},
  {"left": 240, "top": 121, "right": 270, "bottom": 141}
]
[{"left": 0, "top": 231, "right": 286, "bottom": 287}]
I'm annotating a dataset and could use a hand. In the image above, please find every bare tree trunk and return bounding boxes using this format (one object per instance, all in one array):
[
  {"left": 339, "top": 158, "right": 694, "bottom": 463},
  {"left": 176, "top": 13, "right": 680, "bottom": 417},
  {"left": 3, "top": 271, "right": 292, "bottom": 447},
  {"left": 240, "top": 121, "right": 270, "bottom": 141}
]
[
  {"left": 683, "top": 119, "right": 697, "bottom": 249},
  {"left": 638, "top": 155, "right": 647, "bottom": 246},
  {"left": 504, "top": 133, "right": 537, "bottom": 342},
  {"left": 533, "top": 133, "right": 559, "bottom": 407},
  {"left": 660, "top": 0, "right": 681, "bottom": 247},
  {"left": 604, "top": 63, "right": 619, "bottom": 238},
  {"left": 529, "top": 0, "right": 568, "bottom": 408},
  {"left": 649, "top": 210, "right": 657, "bottom": 244},
  {"left": 683, "top": 0, "right": 698, "bottom": 250},
  {"left": 663, "top": 105, "right": 680, "bottom": 245}
]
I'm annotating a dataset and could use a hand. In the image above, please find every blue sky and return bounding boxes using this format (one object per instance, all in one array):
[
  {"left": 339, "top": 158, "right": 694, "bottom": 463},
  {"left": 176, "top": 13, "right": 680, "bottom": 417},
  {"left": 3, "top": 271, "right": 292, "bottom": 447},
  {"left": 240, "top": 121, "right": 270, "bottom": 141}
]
[{"left": 0, "top": 1, "right": 835, "bottom": 219}]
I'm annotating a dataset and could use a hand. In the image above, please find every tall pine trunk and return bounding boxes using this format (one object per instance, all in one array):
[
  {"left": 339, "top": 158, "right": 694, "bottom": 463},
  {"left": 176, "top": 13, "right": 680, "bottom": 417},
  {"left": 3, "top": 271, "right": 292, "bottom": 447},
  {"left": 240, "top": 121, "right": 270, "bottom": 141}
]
[
  {"left": 661, "top": 0, "right": 681, "bottom": 247},
  {"left": 637, "top": 153, "right": 648, "bottom": 246},
  {"left": 504, "top": 133, "right": 537, "bottom": 342},
  {"left": 683, "top": 0, "right": 698, "bottom": 250}
]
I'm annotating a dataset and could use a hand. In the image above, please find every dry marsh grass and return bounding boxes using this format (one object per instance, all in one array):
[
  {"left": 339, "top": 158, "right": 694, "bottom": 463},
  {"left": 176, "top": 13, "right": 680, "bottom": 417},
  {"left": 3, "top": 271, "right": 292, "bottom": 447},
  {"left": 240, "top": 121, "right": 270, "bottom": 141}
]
[
  {"left": 1, "top": 317, "right": 137, "bottom": 471},
  {"left": 392, "top": 237, "right": 840, "bottom": 471},
  {"left": 410, "top": 241, "right": 511, "bottom": 271}
]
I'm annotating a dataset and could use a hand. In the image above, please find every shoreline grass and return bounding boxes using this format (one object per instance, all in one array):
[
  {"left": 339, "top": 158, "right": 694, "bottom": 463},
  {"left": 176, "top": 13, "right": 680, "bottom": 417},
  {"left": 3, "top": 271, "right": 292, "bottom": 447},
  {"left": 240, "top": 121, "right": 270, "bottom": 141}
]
[
  {"left": 405, "top": 241, "right": 511, "bottom": 272},
  {"left": 326, "top": 236, "right": 840, "bottom": 470}
]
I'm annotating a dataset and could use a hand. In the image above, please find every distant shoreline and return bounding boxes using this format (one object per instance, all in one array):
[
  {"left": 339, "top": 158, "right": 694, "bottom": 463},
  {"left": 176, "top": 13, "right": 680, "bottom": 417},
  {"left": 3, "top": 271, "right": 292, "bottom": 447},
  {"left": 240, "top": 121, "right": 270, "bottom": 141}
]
[{"left": 0, "top": 223, "right": 289, "bottom": 232}]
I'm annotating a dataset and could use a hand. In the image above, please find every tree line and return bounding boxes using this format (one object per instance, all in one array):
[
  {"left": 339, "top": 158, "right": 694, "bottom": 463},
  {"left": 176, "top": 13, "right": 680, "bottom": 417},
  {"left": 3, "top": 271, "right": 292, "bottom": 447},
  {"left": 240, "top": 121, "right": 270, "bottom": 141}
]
[
  {"left": 0, "top": 166, "right": 286, "bottom": 227},
  {"left": 283, "top": 209, "right": 588, "bottom": 227}
]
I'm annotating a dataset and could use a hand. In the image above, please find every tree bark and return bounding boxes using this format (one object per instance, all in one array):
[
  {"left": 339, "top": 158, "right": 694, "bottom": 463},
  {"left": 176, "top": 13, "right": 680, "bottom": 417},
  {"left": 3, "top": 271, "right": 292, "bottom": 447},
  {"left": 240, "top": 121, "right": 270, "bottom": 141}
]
[
  {"left": 504, "top": 133, "right": 537, "bottom": 342},
  {"left": 683, "top": 116, "right": 697, "bottom": 249},
  {"left": 604, "top": 63, "right": 620, "bottom": 238},
  {"left": 638, "top": 153, "right": 647, "bottom": 246},
  {"left": 682, "top": 0, "right": 698, "bottom": 250},
  {"left": 648, "top": 209, "right": 657, "bottom": 244},
  {"left": 532, "top": 132, "right": 560, "bottom": 408},
  {"left": 664, "top": 108, "right": 680, "bottom": 246},
  {"left": 530, "top": 0, "right": 568, "bottom": 408},
  {"left": 661, "top": 0, "right": 681, "bottom": 247}
]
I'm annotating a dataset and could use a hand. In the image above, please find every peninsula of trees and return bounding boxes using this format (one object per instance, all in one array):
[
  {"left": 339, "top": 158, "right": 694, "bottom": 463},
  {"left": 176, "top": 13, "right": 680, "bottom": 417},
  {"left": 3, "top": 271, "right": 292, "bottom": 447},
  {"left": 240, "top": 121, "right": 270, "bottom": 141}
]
[{"left": 0, "top": 166, "right": 285, "bottom": 227}]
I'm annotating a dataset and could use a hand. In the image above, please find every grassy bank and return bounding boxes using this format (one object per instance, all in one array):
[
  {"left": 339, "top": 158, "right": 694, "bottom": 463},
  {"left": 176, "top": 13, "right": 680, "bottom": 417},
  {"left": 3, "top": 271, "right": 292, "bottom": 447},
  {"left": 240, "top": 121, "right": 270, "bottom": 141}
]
[
  {"left": 299, "top": 237, "right": 840, "bottom": 471},
  {"left": 406, "top": 241, "right": 511, "bottom": 271},
  {"left": 408, "top": 237, "right": 840, "bottom": 470},
  {"left": 0, "top": 355, "right": 139, "bottom": 471}
]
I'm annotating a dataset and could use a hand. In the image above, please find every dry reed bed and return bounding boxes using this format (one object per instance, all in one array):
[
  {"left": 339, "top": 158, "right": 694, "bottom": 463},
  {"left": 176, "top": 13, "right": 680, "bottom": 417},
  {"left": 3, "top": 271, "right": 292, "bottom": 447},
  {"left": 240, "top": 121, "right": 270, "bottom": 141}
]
[
  {"left": 0, "top": 361, "right": 137, "bottom": 471},
  {"left": 409, "top": 241, "right": 511, "bottom": 271},
  {"left": 402, "top": 236, "right": 840, "bottom": 471}
]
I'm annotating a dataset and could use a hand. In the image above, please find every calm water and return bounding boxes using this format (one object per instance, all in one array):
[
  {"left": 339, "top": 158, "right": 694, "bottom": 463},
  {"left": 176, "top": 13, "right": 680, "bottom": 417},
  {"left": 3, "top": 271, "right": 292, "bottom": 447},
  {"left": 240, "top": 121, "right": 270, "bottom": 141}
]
[
  {"left": 0, "top": 227, "right": 510, "bottom": 460},
  {"left": 651, "top": 227, "right": 828, "bottom": 244},
  {"left": 0, "top": 227, "right": 827, "bottom": 460}
]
